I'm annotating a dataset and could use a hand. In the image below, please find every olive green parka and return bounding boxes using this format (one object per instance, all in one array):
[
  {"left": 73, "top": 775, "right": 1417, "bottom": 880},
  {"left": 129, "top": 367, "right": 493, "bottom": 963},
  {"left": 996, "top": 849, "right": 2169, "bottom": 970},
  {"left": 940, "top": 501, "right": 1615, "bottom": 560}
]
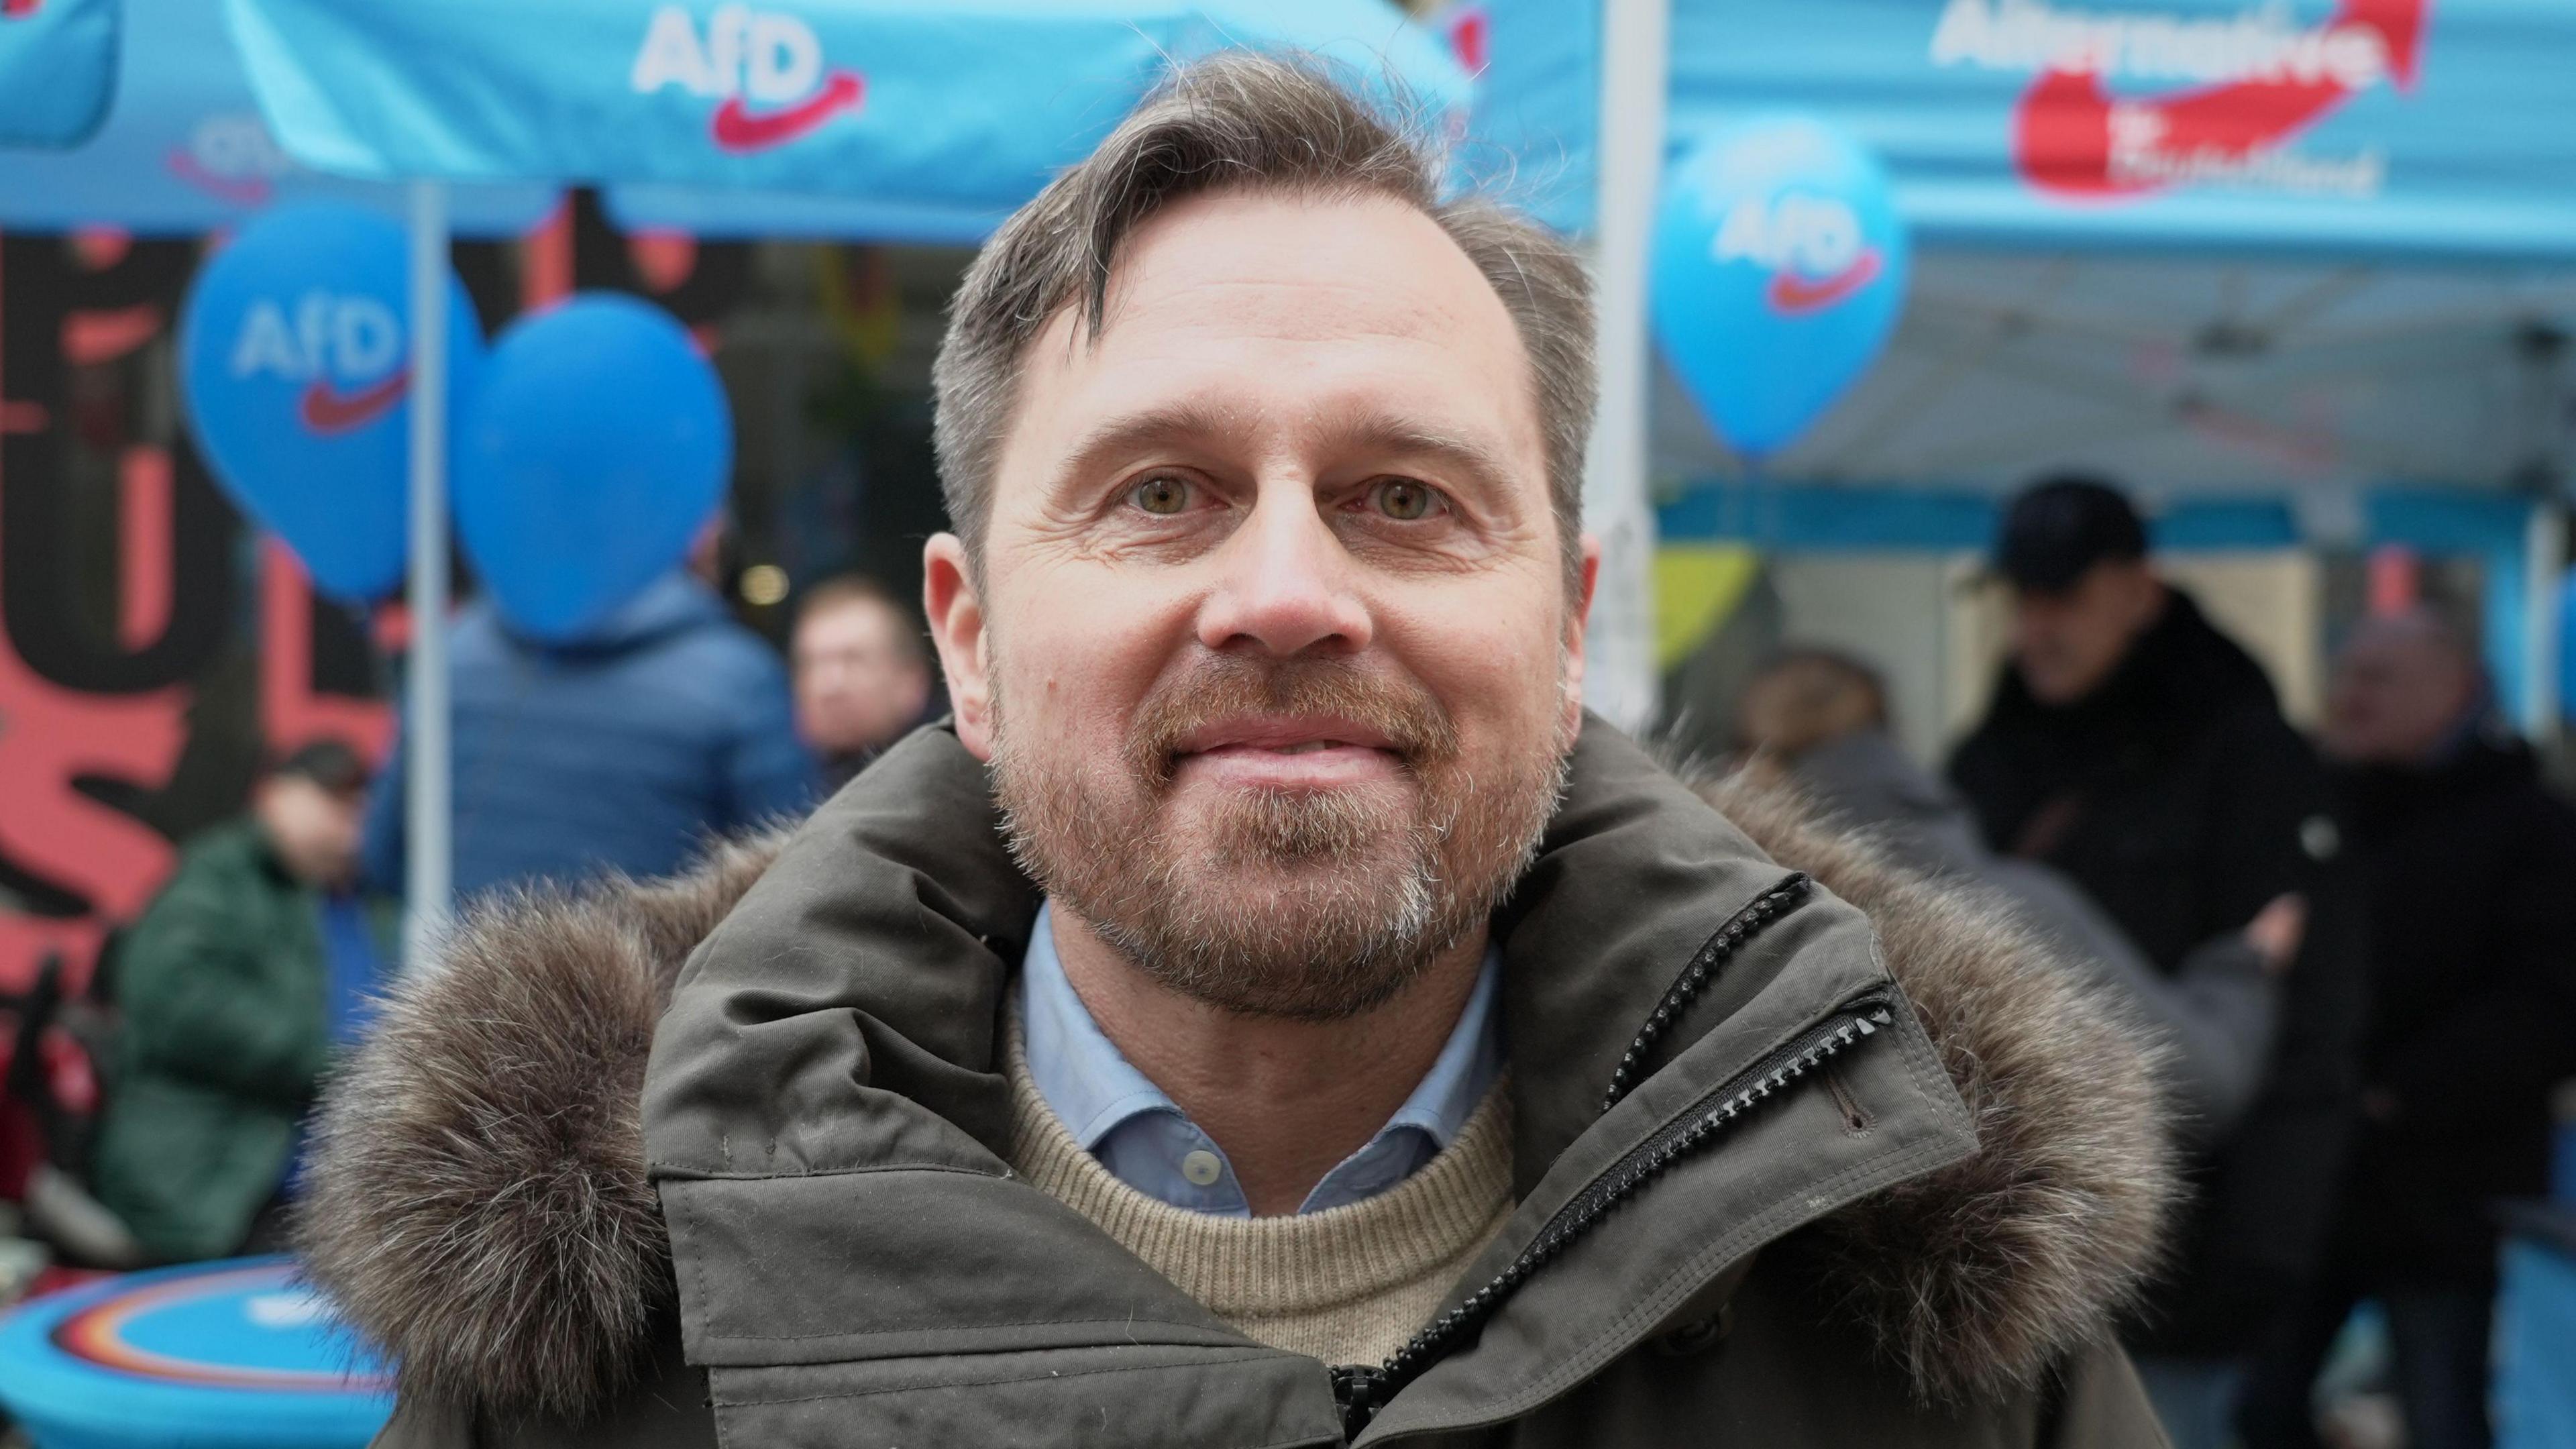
[{"left": 302, "top": 720, "right": 2175, "bottom": 1447}]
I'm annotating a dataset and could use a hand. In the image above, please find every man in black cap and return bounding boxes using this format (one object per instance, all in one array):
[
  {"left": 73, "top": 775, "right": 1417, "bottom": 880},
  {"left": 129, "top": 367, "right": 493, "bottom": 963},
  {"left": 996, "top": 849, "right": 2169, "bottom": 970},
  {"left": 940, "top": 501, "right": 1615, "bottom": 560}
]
[{"left": 1948, "top": 476, "right": 2368, "bottom": 1449}]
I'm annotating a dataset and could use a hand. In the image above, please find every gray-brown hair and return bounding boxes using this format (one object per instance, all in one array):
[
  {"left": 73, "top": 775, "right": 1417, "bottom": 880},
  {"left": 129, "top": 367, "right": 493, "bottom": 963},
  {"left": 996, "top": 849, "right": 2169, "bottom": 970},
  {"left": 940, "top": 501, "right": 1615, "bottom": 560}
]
[{"left": 930, "top": 51, "right": 1596, "bottom": 587}]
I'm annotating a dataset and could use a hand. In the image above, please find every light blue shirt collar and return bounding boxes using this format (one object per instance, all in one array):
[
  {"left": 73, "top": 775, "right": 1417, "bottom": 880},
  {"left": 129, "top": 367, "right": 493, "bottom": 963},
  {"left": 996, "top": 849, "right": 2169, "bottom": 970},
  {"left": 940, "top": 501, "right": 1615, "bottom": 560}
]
[{"left": 1020, "top": 900, "right": 1503, "bottom": 1217}]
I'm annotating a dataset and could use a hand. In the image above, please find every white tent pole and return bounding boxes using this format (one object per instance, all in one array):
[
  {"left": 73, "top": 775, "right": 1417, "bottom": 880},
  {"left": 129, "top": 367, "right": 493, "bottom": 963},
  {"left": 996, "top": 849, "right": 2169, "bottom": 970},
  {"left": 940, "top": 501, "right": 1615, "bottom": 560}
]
[
  {"left": 1580, "top": 0, "right": 1669, "bottom": 735},
  {"left": 402, "top": 178, "right": 452, "bottom": 958},
  {"left": 2523, "top": 500, "right": 2561, "bottom": 741}
]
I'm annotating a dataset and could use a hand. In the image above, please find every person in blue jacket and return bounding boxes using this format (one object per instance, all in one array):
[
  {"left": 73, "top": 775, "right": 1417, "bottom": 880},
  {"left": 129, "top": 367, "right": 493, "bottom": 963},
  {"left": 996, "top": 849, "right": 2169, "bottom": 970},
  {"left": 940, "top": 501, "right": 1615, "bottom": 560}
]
[{"left": 365, "top": 569, "right": 819, "bottom": 902}]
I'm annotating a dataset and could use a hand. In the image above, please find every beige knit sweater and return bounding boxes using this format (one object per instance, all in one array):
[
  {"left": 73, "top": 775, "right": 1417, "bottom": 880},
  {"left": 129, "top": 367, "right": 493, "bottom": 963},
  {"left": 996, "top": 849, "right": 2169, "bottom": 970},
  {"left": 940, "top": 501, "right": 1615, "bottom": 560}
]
[{"left": 1004, "top": 1023, "right": 1515, "bottom": 1367}]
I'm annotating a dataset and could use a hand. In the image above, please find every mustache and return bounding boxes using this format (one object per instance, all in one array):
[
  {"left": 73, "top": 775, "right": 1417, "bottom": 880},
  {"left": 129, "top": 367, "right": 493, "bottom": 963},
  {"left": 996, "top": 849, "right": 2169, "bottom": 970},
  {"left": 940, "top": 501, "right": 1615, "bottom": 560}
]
[{"left": 1126, "top": 654, "right": 1460, "bottom": 785}]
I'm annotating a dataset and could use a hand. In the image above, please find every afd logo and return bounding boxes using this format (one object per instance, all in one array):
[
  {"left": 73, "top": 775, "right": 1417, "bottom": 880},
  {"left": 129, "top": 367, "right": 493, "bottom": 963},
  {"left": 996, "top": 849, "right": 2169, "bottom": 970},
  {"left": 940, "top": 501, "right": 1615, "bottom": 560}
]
[
  {"left": 1931, "top": 0, "right": 2428, "bottom": 199},
  {"left": 0, "top": 0, "right": 43, "bottom": 19},
  {"left": 1711, "top": 194, "right": 1884, "bottom": 315},
  {"left": 230, "top": 294, "right": 409, "bottom": 435},
  {"left": 166, "top": 113, "right": 297, "bottom": 208},
  {"left": 631, "top": 5, "right": 865, "bottom": 153}
]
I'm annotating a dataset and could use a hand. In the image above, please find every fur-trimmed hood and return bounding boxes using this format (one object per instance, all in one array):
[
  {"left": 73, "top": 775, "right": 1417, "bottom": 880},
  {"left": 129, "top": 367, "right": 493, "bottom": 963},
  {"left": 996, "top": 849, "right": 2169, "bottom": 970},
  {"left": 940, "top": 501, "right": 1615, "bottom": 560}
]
[{"left": 299, "top": 736, "right": 2171, "bottom": 1428}]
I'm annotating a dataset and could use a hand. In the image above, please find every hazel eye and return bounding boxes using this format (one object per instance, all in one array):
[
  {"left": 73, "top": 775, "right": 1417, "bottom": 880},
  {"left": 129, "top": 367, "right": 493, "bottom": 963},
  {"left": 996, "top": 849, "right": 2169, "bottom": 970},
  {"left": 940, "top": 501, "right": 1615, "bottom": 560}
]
[
  {"left": 1130, "top": 475, "right": 1193, "bottom": 515},
  {"left": 1370, "top": 478, "right": 1442, "bottom": 521}
]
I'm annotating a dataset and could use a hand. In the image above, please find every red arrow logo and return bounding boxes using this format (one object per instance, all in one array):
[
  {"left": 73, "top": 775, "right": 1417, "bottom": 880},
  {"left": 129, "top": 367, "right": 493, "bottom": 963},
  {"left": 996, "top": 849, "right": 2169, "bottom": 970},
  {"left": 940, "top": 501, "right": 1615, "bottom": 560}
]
[
  {"left": 299, "top": 371, "right": 409, "bottom": 434},
  {"left": 711, "top": 70, "right": 863, "bottom": 153},
  {"left": 1, "top": 0, "right": 42, "bottom": 18},
  {"left": 1768, "top": 248, "right": 1884, "bottom": 315},
  {"left": 2013, "top": 0, "right": 2427, "bottom": 197},
  {"left": 1446, "top": 7, "right": 1491, "bottom": 78},
  {"left": 165, "top": 148, "right": 275, "bottom": 207}
]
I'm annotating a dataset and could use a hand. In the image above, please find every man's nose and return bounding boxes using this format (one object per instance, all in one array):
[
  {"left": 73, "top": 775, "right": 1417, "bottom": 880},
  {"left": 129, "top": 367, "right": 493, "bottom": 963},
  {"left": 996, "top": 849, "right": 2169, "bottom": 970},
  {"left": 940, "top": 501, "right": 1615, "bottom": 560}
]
[{"left": 1197, "top": 489, "right": 1371, "bottom": 656}]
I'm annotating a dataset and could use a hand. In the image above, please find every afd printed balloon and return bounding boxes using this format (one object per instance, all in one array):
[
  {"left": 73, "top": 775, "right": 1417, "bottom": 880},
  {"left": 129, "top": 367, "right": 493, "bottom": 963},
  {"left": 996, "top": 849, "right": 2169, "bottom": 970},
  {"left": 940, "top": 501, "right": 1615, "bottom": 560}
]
[
  {"left": 1652, "top": 115, "right": 1910, "bottom": 459},
  {"left": 455, "top": 294, "right": 731, "bottom": 643},
  {"left": 178, "top": 201, "right": 484, "bottom": 600}
]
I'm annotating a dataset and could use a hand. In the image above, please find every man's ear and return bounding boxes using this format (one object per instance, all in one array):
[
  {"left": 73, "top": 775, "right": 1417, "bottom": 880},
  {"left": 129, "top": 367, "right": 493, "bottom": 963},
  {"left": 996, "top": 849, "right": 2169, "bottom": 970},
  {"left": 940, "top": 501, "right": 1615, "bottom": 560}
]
[
  {"left": 922, "top": 534, "right": 996, "bottom": 762},
  {"left": 1561, "top": 533, "right": 1603, "bottom": 737}
]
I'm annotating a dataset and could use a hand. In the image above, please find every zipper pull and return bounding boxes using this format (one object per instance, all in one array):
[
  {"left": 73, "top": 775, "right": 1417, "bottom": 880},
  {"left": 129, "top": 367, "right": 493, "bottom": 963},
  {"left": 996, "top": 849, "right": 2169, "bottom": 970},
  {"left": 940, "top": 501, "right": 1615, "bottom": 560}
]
[{"left": 1330, "top": 1363, "right": 1389, "bottom": 1442}]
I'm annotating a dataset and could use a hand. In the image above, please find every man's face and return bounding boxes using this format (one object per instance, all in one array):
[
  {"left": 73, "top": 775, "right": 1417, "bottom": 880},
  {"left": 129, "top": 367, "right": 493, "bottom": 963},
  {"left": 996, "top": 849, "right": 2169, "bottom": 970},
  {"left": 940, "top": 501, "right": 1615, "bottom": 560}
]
[
  {"left": 924, "top": 190, "right": 1595, "bottom": 1021},
  {"left": 793, "top": 599, "right": 930, "bottom": 757},
  {"left": 2322, "top": 618, "right": 2477, "bottom": 765},
  {"left": 2008, "top": 559, "right": 2163, "bottom": 706},
  {"left": 256, "top": 776, "right": 364, "bottom": 887}
]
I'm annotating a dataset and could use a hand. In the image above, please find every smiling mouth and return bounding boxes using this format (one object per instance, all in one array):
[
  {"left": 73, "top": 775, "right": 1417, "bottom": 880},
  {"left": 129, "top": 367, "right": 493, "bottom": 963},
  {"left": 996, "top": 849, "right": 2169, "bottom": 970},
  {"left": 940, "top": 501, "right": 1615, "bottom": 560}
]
[
  {"left": 1172, "top": 743, "right": 1406, "bottom": 794},
  {"left": 1179, "top": 739, "right": 1399, "bottom": 763},
  {"left": 1166, "top": 718, "right": 1410, "bottom": 789},
  {"left": 1130, "top": 660, "right": 1456, "bottom": 789}
]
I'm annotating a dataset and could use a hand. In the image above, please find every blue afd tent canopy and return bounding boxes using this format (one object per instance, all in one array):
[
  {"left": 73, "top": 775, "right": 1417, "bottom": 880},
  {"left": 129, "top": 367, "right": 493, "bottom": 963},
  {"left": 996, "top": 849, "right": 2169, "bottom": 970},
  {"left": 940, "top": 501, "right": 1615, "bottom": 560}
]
[
  {"left": 0, "top": 0, "right": 551, "bottom": 235},
  {"left": 1432, "top": 0, "right": 2576, "bottom": 511},
  {"left": 226, "top": 0, "right": 1470, "bottom": 241},
  {"left": 0, "top": 0, "right": 117, "bottom": 149},
  {"left": 1441, "top": 0, "right": 2576, "bottom": 526},
  {"left": 1446, "top": 0, "right": 2576, "bottom": 262},
  {"left": 601, "top": 185, "right": 1010, "bottom": 245}
]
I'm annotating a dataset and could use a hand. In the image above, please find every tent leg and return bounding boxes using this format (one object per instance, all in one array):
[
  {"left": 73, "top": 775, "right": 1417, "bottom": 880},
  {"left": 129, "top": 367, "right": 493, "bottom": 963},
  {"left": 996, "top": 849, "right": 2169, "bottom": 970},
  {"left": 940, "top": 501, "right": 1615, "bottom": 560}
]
[
  {"left": 402, "top": 179, "right": 452, "bottom": 959},
  {"left": 1578, "top": 0, "right": 1670, "bottom": 735},
  {"left": 2524, "top": 500, "right": 2562, "bottom": 742}
]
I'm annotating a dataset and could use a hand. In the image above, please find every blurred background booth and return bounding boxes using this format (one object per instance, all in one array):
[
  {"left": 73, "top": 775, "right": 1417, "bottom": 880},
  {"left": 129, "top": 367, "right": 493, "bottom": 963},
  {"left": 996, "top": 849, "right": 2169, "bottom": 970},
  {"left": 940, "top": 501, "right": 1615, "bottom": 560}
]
[{"left": 1438, "top": 0, "right": 2574, "bottom": 764}]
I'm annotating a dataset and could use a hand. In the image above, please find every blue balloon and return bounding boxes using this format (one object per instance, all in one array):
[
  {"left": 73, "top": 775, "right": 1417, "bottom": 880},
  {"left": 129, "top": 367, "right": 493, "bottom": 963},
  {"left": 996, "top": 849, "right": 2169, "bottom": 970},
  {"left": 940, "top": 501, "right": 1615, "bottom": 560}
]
[
  {"left": 178, "top": 201, "right": 484, "bottom": 600},
  {"left": 456, "top": 294, "right": 731, "bottom": 641},
  {"left": 1652, "top": 115, "right": 1910, "bottom": 460}
]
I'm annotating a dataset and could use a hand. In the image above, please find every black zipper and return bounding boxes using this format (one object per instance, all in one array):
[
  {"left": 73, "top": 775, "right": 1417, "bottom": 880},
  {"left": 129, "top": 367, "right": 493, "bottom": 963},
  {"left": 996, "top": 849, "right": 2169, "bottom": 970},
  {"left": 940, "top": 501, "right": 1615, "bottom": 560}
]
[
  {"left": 1329, "top": 987, "right": 1898, "bottom": 1441},
  {"left": 1601, "top": 873, "right": 1812, "bottom": 1114}
]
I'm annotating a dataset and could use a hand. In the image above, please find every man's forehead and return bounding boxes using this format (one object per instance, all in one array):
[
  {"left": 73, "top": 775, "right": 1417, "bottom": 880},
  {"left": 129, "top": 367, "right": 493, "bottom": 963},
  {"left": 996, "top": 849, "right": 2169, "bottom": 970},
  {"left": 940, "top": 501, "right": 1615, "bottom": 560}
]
[
  {"left": 1099, "top": 190, "right": 1507, "bottom": 337},
  {"left": 2344, "top": 614, "right": 2468, "bottom": 672},
  {"left": 1002, "top": 190, "right": 1541, "bottom": 464},
  {"left": 800, "top": 597, "right": 898, "bottom": 647}
]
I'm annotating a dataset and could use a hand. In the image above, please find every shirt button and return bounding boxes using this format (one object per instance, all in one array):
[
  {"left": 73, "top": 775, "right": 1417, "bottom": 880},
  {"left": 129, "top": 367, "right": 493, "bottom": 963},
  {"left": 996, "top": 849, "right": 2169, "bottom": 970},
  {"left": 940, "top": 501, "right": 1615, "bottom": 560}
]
[{"left": 1181, "top": 1150, "right": 1224, "bottom": 1187}]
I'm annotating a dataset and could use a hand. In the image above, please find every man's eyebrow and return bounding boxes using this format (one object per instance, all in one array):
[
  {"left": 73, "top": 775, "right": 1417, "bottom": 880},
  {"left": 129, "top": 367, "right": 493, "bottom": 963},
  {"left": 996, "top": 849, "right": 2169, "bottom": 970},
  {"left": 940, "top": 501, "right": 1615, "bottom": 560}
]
[
  {"left": 1313, "top": 407, "right": 1523, "bottom": 502},
  {"left": 1044, "top": 400, "right": 1527, "bottom": 503},
  {"left": 1046, "top": 400, "right": 1239, "bottom": 498}
]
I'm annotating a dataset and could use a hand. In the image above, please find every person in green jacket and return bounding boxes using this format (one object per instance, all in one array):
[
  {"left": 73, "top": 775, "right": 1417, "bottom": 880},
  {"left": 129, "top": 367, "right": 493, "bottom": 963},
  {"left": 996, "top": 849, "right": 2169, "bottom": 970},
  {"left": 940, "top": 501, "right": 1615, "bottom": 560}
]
[{"left": 94, "top": 740, "right": 377, "bottom": 1263}]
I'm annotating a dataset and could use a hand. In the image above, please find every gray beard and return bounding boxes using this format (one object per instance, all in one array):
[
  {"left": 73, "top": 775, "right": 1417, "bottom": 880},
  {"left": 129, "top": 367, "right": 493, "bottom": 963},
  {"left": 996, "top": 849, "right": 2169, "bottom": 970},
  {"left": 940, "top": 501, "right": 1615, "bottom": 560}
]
[{"left": 989, "top": 669, "right": 1569, "bottom": 1022}]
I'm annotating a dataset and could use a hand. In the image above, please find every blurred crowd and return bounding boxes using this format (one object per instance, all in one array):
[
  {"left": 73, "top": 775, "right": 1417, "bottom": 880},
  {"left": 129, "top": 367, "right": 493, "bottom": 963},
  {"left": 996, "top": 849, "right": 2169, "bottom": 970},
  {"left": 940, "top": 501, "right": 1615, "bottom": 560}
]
[
  {"left": 13, "top": 475, "right": 2574, "bottom": 1449},
  {"left": 12, "top": 548, "right": 936, "bottom": 1265},
  {"left": 1738, "top": 477, "right": 2576, "bottom": 1449}
]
